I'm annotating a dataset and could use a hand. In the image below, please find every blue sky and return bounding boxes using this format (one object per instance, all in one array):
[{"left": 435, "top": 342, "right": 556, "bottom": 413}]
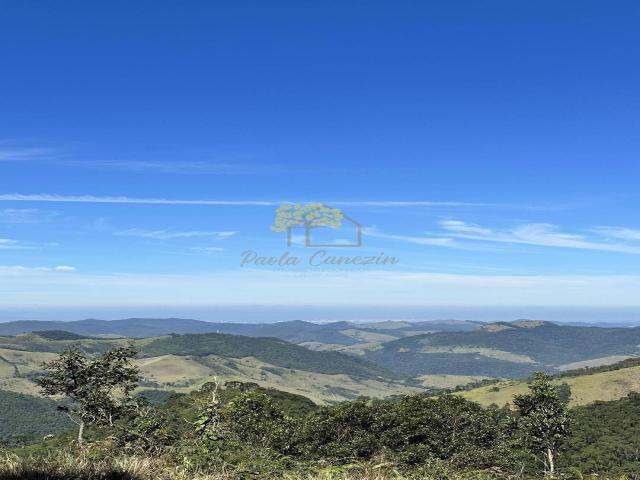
[{"left": 1, "top": 1, "right": 640, "bottom": 318}]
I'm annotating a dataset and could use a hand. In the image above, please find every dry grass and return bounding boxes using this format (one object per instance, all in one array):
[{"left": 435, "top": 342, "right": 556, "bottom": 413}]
[
  {"left": 0, "top": 452, "right": 222, "bottom": 480},
  {"left": 2, "top": 452, "right": 633, "bottom": 480},
  {"left": 461, "top": 365, "right": 640, "bottom": 407},
  {"left": 0, "top": 452, "right": 505, "bottom": 480}
]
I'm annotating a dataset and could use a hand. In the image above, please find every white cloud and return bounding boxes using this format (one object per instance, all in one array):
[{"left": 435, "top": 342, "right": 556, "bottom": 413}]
[
  {"left": 114, "top": 229, "right": 237, "bottom": 240},
  {"left": 0, "top": 239, "right": 21, "bottom": 250},
  {"left": 0, "top": 265, "right": 50, "bottom": 273},
  {"left": 54, "top": 265, "right": 77, "bottom": 272},
  {"left": 0, "top": 193, "right": 495, "bottom": 208},
  {"left": 0, "top": 193, "right": 282, "bottom": 206},
  {"left": 0, "top": 147, "right": 52, "bottom": 161},
  {"left": 439, "top": 220, "right": 640, "bottom": 254},
  {"left": 592, "top": 226, "right": 640, "bottom": 241},
  {"left": 190, "top": 247, "right": 225, "bottom": 253},
  {"left": 0, "top": 208, "right": 57, "bottom": 224},
  {"left": 58, "top": 160, "right": 265, "bottom": 175},
  {"left": 0, "top": 265, "right": 76, "bottom": 273},
  {"left": 363, "top": 227, "right": 457, "bottom": 247}
]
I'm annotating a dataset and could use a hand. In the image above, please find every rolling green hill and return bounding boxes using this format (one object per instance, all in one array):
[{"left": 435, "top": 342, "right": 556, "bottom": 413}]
[
  {"left": 0, "top": 331, "right": 422, "bottom": 405},
  {"left": 0, "top": 390, "right": 72, "bottom": 446},
  {"left": 461, "top": 359, "right": 640, "bottom": 407},
  {"left": 364, "top": 320, "right": 640, "bottom": 378},
  {"left": 140, "top": 332, "right": 394, "bottom": 379},
  {"left": 5, "top": 321, "right": 640, "bottom": 409}
]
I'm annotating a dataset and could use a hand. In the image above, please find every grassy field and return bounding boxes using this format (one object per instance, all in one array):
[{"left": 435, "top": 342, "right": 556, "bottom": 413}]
[
  {"left": 338, "top": 329, "right": 399, "bottom": 343},
  {"left": 417, "top": 346, "right": 537, "bottom": 364},
  {"left": 0, "top": 346, "right": 422, "bottom": 404},
  {"left": 138, "top": 354, "right": 424, "bottom": 403},
  {"left": 558, "top": 355, "right": 632, "bottom": 371},
  {"left": 462, "top": 364, "right": 640, "bottom": 407},
  {"left": 300, "top": 341, "right": 384, "bottom": 357},
  {"left": 417, "top": 374, "right": 492, "bottom": 389}
]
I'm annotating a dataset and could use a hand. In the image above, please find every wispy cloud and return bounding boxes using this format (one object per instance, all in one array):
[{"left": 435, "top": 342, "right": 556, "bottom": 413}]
[
  {"left": 592, "top": 226, "right": 640, "bottom": 241},
  {"left": 190, "top": 246, "right": 225, "bottom": 253},
  {"left": 54, "top": 265, "right": 77, "bottom": 272},
  {"left": 333, "top": 201, "right": 497, "bottom": 207},
  {"left": 0, "top": 143, "right": 266, "bottom": 175},
  {"left": 0, "top": 194, "right": 282, "bottom": 206},
  {"left": 363, "top": 227, "right": 457, "bottom": 247},
  {"left": 0, "top": 265, "right": 76, "bottom": 273},
  {"left": 114, "top": 229, "right": 237, "bottom": 240},
  {"left": 0, "top": 147, "right": 53, "bottom": 161},
  {"left": 58, "top": 160, "right": 267, "bottom": 175},
  {"left": 0, "top": 208, "right": 58, "bottom": 224},
  {"left": 0, "top": 239, "right": 22, "bottom": 250},
  {"left": 0, "top": 193, "right": 497, "bottom": 208},
  {"left": 438, "top": 220, "right": 640, "bottom": 254}
]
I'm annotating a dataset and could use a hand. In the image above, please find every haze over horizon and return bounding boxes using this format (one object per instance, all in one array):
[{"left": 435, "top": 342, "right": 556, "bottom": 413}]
[{"left": 0, "top": 305, "right": 638, "bottom": 325}]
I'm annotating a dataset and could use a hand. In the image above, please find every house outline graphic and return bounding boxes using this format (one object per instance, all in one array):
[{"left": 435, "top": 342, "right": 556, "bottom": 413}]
[{"left": 285, "top": 208, "right": 362, "bottom": 248}]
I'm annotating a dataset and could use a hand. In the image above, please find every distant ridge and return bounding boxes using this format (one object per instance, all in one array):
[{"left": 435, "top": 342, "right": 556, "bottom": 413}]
[
  {"left": 0, "top": 317, "right": 479, "bottom": 341},
  {"left": 365, "top": 321, "right": 640, "bottom": 378}
]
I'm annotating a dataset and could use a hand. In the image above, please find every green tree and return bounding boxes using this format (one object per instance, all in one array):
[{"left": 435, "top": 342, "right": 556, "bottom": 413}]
[
  {"left": 297, "top": 398, "right": 383, "bottom": 462},
  {"left": 380, "top": 395, "right": 509, "bottom": 467},
  {"left": 36, "top": 345, "right": 140, "bottom": 446},
  {"left": 115, "top": 397, "right": 175, "bottom": 455},
  {"left": 513, "top": 372, "right": 570, "bottom": 477},
  {"left": 557, "top": 382, "right": 572, "bottom": 405},
  {"left": 222, "top": 391, "right": 295, "bottom": 453}
]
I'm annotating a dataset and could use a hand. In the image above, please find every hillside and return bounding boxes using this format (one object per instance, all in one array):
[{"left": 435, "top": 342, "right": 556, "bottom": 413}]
[
  {"left": 0, "top": 390, "right": 72, "bottom": 446},
  {"left": 461, "top": 360, "right": 640, "bottom": 407},
  {"left": 364, "top": 320, "right": 640, "bottom": 378},
  {"left": 561, "top": 392, "right": 640, "bottom": 475},
  {"left": 5, "top": 321, "right": 640, "bottom": 406},
  {"left": 0, "top": 331, "right": 421, "bottom": 405},
  {"left": 139, "top": 332, "right": 394, "bottom": 378}
]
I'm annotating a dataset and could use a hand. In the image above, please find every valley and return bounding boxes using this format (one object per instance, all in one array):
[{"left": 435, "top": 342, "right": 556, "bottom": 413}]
[{"left": 2, "top": 318, "right": 640, "bottom": 406}]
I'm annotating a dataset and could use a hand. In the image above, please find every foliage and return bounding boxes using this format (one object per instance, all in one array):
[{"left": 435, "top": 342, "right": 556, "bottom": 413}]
[
  {"left": 556, "top": 383, "right": 572, "bottom": 405},
  {"left": 36, "top": 346, "right": 141, "bottom": 445},
  {"left": 0, "top": 390, "right": 72, "bottom": 447},
  {"left": 222, "top": 391, "right": 296, "bottom": 452},
  {"left": 379, "top": 395, "right": 510, "bottom": 468},
  {"left": 32, "top": 330, "right": 92, "bottom": 340},
  {"left": 114, "top": 398, "right": 177, "bottom": 456},
  {"left": 5, "top": 346, "right": 640, "bottom": 479},
  {"left": 513, "top": 373, "right": 570, "bottom": 476},
  {"left": 297, "top": 399, "right": 385, "bottom": 462},
  {"left": 295, "top": 394, "right": 511, "bottom": 469},
  {"left": 561, "top": 392, "right": 640, "bottom": 476}
]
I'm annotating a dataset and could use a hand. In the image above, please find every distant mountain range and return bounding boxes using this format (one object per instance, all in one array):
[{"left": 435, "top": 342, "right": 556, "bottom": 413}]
[
  {"left": 365, "top": 320, "right": 640, "bottom": 378},
  {"left": 3, "top": 317, "right": 640, "bottom": 387},
  {"left": 0, "top": 317, "right": 480, "bottom": 341}
]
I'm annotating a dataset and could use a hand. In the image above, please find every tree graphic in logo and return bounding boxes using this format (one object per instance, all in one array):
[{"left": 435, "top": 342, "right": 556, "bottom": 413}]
[{"left": 271, "top": 203, "right": 361, "bottom": 247}]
